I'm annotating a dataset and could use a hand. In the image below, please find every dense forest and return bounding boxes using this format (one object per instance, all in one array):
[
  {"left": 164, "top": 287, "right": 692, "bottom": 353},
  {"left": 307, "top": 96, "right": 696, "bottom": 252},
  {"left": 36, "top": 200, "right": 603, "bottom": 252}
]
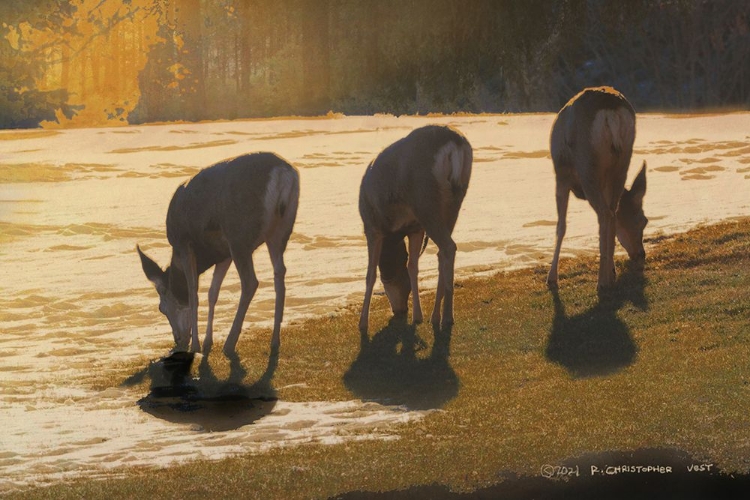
[{"left": 1, "top": 0, "right": 749, "bottom": 129}]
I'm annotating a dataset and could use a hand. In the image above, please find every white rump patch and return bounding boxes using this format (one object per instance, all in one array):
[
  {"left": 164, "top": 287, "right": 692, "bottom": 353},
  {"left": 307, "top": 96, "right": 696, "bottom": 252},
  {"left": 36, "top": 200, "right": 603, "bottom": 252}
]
[
  {"left": 591, "top": 108, "right": 635, "bottom": 153},
  {"left": 264, "top": 165, "right": 299, "bottom": 226},
  {"left": 432, "top": 142, "right": 467, "bottom": 185}
]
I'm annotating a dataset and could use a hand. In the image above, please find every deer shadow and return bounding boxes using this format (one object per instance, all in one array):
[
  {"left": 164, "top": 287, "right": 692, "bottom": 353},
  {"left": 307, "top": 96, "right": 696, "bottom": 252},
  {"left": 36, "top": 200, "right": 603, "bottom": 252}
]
[
  {"left": 127, "top": 349, "right": 278, "bottom": 432},
  {"left": 545, "top": 261, "right": 648, "bottom": 378},
  {"left": 343, "top": 316, "right": 459, "bottom": 410}
]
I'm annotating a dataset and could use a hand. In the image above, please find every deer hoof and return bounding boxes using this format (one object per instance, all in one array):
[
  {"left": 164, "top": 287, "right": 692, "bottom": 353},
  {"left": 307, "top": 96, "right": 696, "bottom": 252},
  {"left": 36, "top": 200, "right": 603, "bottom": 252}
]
[
  {"left": 599, "top": 276, "right": 616, "bottom": 290},
  {"left": 222, "top": 337, "right": 238, "bottom": 356},
  {"left": 171, "top": 340, "right": 190, "bottom": 353},
  {"left": 546, "top": 274, "right": 559, "bottom": 289},
  {"left": 596, "top": 282, "right": 616, "bottom": 298},
  {"left": 202, "top": 339, "right": 213, "bottom": 355},
  {"left": 358, "top": 319, "right": 369, "bottom": 336}
]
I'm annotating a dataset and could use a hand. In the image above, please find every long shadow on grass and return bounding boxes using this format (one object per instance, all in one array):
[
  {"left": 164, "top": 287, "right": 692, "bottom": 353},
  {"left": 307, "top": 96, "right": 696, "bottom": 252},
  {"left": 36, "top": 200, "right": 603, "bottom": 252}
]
[
  {"left": 343, "top": 315, "right": 458, "bottom": 410},
  {"left": 128, "top": 350, "right": 278, "bottom": 432},
  {"left": 546, "top": 261, "right": 648, "bottom": 378}
]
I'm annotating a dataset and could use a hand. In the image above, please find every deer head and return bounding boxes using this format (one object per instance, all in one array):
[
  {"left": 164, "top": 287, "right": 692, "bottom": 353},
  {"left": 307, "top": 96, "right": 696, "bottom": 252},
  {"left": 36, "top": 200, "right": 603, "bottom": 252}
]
[
  {"left": 379, "top": 234, "right": 411, "bottom": 316},
  {"left": 616, "top": 162, "right": 648, "bottom": 261},
  {"left": 137, "top": 246, "right": 191, "bottom": 350}
]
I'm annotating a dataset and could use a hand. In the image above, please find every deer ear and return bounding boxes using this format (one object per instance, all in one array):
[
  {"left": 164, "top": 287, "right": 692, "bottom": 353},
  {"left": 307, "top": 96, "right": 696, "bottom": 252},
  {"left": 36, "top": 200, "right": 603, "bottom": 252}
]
[
  {"left": 629, "top": 161, "right": 647, "bottom": 205},
  {"left": 137, "top": 245, "right": 166, "bottom": 289}
]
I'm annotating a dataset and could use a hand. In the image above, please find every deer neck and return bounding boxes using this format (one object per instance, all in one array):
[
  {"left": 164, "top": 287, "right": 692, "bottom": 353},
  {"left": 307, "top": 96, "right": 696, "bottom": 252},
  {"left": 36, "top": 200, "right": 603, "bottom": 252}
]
[
  {"left": 166, "top": 260, "right": 190, "bottom": 306},
  {"left": 379, "top": 233, "right": 408, "bottom": 283}
]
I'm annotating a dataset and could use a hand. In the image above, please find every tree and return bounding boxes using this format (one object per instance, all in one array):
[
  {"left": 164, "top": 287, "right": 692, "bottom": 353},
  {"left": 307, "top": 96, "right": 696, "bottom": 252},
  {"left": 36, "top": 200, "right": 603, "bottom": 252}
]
[{"left": 0, "top": 1, "right": 80, "bottom": 128}]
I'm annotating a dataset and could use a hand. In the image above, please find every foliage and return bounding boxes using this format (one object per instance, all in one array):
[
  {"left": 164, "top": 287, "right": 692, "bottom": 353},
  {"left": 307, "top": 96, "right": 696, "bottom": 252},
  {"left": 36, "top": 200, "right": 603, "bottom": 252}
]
[
  {"left": 0, "top": 1, "right": 79, "bottom": 128},
  {"left": 556, "top": 0, "right": 750, "bottom": 110},
  {"left": 2, "top": 1, "right": 750, "bottom": 127},
  {"left": 1, "top": 0, "right": 156, "bottom": 129}
]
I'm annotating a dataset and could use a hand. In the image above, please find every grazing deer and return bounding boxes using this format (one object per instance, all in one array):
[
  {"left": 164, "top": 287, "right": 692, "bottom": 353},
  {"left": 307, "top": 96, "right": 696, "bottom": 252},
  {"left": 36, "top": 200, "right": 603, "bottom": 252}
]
[
  {"left": 547, "top": 86, "right": 648, "bottom": 291},
  {"left": 358, "top": 125, "right": 472, "bottom": 335},
  {"left": 137, "top": 153, "right": 299, "bottom": 355}
]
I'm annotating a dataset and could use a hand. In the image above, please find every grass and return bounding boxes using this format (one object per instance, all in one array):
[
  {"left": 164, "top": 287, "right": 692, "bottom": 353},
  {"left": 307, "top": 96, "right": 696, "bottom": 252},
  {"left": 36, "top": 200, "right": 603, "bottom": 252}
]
[
  {"left": 9, "top": 218, "right": 750, "bottom": 499},
  {"left": 0, "top": 162, "right": 120, "bottom": 183},
  {"left": 0, "top": 163, "right": 70, "bottom": 183},
  {"left": 0, "top": 130, "right": 60, "bottom": 141}
]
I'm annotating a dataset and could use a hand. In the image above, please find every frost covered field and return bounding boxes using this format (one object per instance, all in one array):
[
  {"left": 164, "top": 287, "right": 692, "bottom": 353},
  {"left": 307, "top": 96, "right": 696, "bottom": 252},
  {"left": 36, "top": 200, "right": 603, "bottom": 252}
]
[{"left": 1, "top": 113, "right": 749, "bottom": 490}]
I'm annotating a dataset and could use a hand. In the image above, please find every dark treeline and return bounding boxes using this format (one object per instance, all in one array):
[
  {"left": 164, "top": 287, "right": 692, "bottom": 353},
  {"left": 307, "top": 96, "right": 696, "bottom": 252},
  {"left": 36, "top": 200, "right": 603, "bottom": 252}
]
[
  {"left": 1, "top": 0, "right": 749, "bottom": 128},
  {"left": 130, "top": 0, "right": 750, "bottom": 124}
]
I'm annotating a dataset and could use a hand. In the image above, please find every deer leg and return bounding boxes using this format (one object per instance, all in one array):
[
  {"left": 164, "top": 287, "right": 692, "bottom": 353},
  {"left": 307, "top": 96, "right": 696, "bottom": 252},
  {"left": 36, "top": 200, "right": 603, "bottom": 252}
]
[
  {"left": 595, "top": 205, "right": 617, "bottom": 290},
  {"left": 547, "top": 184, "right": 570, "bottom": 288},
  {"left": 432, "top": 268, "right": 445, "bottom": 327},
  {"left": 407, "top": 230, "right": 425, "bottom": 325},
  {"left": 204, "top": 258, "right": 231, "bottom": 354},
  {"left": 359, "top": 232, "right": 383, "bottom": 335},
  {"left": 439, "top": 240, "right": 457, "bottom": 328},
  {"left": 608, "top": 215, "right": 617, "bottom": 281},
  {"left": 266, "top": 238, "right": 288, "bottom": 353},
  {"left": 427, "top": 229, "right": 457, "bottom": 329},
  {"left": 181, "top": 249, "right": 201, "bottom": 353},
  {"left": 608, "top": 179, "right": 626, "bottom": 278},
  {"left": 223, "top": 251, "right": 258, "bottom": 355}
]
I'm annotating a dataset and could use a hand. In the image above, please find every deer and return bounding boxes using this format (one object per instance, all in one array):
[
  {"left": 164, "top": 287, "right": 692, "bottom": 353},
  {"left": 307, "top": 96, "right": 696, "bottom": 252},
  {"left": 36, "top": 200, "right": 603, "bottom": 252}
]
[
  {"left": 546, "top": 86, "right": 648, "bottom": 291},
  {"left": 358, "top": 125, "right": 472, "bottom": 335},
  {"left": 137, "top": 152, "right": 299, "bottom": 356}
]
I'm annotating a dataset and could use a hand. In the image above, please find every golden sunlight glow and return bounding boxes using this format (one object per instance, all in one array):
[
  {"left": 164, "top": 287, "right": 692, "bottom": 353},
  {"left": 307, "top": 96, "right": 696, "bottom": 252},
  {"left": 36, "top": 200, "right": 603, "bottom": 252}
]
[{"left": 32, "top": 0, "right": 160, "bottom": 127}]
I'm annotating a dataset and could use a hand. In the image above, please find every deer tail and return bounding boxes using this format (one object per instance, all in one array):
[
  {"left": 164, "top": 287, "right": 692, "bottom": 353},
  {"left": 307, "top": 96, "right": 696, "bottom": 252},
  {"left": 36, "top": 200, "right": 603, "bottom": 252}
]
[
  {"left": 265, "top": 163, "right": 300, "bottom": 226},
  {"left": 592, "top": 107, "right": 635, "bottom": 157},
  {"left": 452, "top": 140, "right": 473, "bottom": 190},
  {"left": 419, "top": 234, "right": 429, "bottom": 256},
  {"left": 434, "top": 139, "right": 473, "bottom": 192}
]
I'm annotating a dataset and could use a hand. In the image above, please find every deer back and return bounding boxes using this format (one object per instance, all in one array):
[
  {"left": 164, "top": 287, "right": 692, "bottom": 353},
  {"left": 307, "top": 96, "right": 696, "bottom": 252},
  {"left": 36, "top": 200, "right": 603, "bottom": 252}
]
[
  {"left": 359, "top": 125, "right": 472, "bottom": 236},
  {"left": 551, "top": 87, "right": 636, "bottom": 201},
  {"left": 165, "top": 153, "right": 298, "bottom": 275}
]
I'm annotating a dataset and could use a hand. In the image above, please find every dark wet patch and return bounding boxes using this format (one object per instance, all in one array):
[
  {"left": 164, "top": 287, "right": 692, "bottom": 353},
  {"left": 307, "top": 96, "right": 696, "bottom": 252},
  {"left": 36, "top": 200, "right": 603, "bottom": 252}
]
[{"left": 133, "top": 350, "right": 278, "bottom": 432}]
